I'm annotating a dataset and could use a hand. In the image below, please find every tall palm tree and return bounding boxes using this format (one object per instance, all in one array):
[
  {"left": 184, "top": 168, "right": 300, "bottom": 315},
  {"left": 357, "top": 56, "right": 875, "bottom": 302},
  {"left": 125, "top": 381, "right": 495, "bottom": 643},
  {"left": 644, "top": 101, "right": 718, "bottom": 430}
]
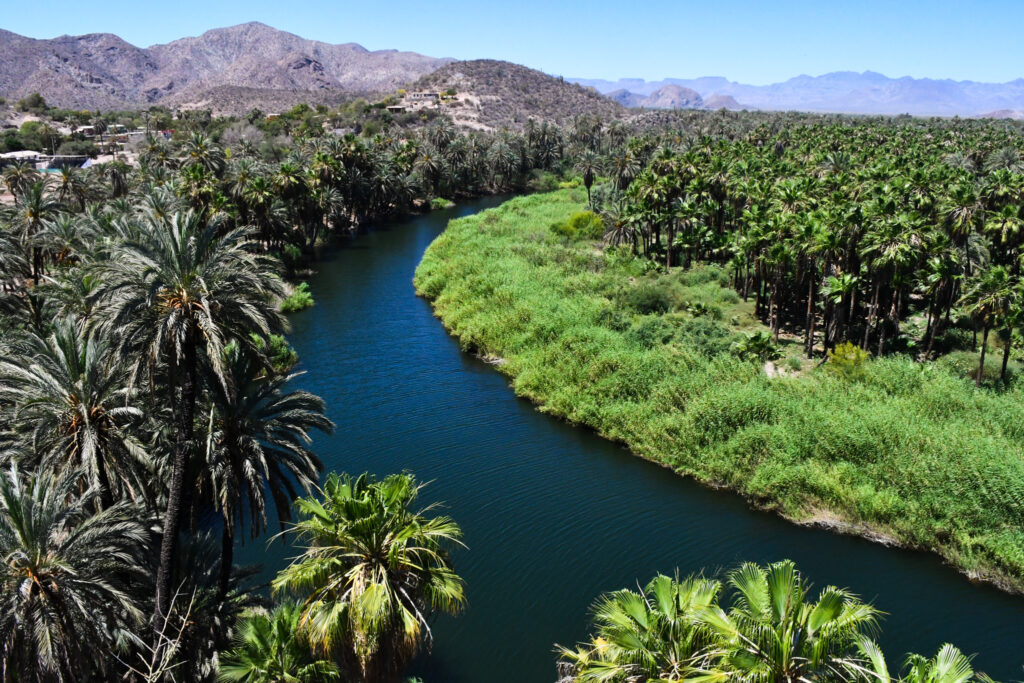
[
  {"left": 959, "top": 265, "right": 1016, "bottom": 386},
  {"left": 218, "top": 603, "right": 339, "bottom": 683},
  {"left": 98, "top": 209, "right": 286, "bottom": 630},
  {"left": 202, "top": 343, "right": 333, "bottom": 599},
  {"left": 273, "top": 472, "right": 465, "bottom": 683},
  {"left": 0, "top": 320, "right": 150, "bottom": 508},
  {"left": 574, "top": 149, "right": 602, "bottom": 207},
  {"left": 0, "top": 466, "right": 148, "bottom": 681}
]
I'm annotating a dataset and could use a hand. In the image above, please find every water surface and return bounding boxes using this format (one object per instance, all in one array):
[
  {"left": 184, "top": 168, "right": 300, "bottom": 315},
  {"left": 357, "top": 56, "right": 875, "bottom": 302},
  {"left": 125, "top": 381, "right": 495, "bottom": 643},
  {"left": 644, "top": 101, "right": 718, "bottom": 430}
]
[{"left": 240, "top": 197, "right": 1024, "bottom": 682}]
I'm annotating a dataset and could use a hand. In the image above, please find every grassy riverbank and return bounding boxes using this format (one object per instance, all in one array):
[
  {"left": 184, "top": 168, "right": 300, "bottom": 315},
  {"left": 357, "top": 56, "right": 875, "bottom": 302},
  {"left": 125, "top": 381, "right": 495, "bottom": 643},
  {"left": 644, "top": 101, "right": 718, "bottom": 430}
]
[{"left": 414, "top": 189, "right": 1024, "bottom": 591}]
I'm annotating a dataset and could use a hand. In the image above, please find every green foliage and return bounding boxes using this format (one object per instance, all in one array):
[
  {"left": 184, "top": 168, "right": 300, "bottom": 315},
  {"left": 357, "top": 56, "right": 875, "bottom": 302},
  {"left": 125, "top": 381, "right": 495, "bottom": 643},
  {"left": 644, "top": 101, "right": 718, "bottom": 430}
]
[
  {"left": 272, "top": 471, "right": 465, "bottom": 683},
  {"left": 249, "top": 333, "right": 300, "bottom": 374},
  {"left": 824, "top": 342, "right": 872, "bottom": 381},
  {"left": 15, "top": 92, "right": 47, "bottom": 113},
  {"left": 218, "top": 603, "right": 339, "bottom": 682},
  {"left": 430, "top": 197, "right": 455, "bottom": 210},
  {"left": 560, "top": 560, "right": 984, "bottom": 683},
  {"left": 415, "top": 189, "right": 1024, "bottom": 591},
  {"left": 281, "top": 282, "right": 315, "bottom": 313},
  {"left": 621, "top": 281, "right": 673, "bottom": 314},
  {"left": 731, "top": 331, "right": 782, "bottom": 362}
]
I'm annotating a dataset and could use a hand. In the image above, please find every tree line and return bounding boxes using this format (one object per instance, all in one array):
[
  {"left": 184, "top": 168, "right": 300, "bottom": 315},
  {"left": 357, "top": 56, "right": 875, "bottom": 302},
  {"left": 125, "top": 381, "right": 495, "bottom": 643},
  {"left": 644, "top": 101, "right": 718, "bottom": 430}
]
[{"left": 593, "top": 117, "right": 1024, "bottom": 384}]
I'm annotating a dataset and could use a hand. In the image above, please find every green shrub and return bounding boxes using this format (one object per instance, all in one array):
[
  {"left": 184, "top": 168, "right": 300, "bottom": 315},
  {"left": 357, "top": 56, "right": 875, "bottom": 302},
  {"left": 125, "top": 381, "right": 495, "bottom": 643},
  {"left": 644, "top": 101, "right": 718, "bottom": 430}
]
[
  {"left": 676, "top": 317, "right": 735, "bottom": 358},
  {"left": 785, "top": 355, "right": 804, "bottom": 373},
  {"left": 280, "top": 282, "right": 314, "bottom": 313},
  {"left": 431, "top": 197, "right": 455, "bottom": 210},
  {"left": 629, "top": 317, "right": 675, "bottom": 349},
  {"left": 621, "top": 282, "right": 673, "bottom": 314},
  {"left": 251, "top": 333, "right": 299, "bottom": 374},
  {"left": 566, "top": 211, "right": 604, "bottom": 240},
  {"left": 731, "top": 331, "right": 781, "bottom": 362},
  {"left": 823, "top": 342, "right": 871, "bottom": 381}
]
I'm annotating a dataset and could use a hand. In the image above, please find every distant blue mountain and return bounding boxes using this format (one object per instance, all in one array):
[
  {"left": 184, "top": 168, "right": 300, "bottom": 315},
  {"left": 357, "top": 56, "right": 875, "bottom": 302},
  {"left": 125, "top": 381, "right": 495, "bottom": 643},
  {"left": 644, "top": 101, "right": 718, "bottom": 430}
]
[{"left": 570, "top": 71, "right": 1024, "bottom": 117}]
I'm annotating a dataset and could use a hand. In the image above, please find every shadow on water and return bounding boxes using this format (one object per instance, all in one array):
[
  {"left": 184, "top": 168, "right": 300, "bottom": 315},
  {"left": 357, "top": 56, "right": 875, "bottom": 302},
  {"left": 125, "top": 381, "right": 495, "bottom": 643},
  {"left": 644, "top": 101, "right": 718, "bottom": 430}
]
[{"left": 238, "top": 196, "right": 1024, "bottom": 683}]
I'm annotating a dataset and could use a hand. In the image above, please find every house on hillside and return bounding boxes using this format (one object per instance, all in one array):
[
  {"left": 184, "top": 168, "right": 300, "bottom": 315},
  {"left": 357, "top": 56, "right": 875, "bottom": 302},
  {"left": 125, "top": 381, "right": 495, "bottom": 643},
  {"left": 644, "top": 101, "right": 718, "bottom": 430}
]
[
  {"left": 408, "top": 92, "right": 440, "bottom": 102},
  {"left": 0, "top": 150, "right": 43, "bottom": 169}
]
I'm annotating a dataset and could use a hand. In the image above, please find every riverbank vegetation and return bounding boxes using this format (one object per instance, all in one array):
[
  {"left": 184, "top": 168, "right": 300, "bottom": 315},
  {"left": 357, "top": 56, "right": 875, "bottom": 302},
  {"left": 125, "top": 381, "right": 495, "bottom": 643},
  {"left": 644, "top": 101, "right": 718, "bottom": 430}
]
[{"left": 414, "top": 185, "right": 1024, "bottom": 592}]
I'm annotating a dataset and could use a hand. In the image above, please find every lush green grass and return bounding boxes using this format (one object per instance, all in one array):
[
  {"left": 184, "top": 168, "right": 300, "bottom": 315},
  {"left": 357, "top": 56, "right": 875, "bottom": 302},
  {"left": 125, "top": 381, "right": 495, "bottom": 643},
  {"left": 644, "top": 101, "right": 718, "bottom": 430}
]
[{"left": 414, "top": 189, "right": 1024, "bottom": 590}]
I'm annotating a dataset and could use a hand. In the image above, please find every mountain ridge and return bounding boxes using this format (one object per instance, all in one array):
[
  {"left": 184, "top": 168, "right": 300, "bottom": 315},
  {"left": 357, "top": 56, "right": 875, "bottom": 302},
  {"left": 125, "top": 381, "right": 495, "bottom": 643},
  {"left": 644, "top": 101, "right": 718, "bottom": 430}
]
[
  {"left": 571, "top": 71, "right": 1024, "bottom": 116},
  {"left": 0, "top": 22, "right": 453, "bottom": 110}
]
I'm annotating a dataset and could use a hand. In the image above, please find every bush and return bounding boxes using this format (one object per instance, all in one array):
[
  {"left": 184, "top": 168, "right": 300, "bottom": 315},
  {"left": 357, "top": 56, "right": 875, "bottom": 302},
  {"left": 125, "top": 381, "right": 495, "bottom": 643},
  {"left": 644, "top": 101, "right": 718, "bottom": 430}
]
[
  {"left": 621, "top": 282, "right": 673, "bottom": 314},
  {"left": 785, "top": 355, "right": 804, "bottom": 373},
  {"left": 823, "top": 342, "right": 871, "bottom": 381},
  {"left": 629, "top": 317, "right": 675, "bottom": 349},
  {"left": 731, "top": 331, "right": 781, "bottom": 362},
  {"left": 677, "top": 317, "right": 735, "bottom": 358},
  {"left": 431, "top": 197, "right": 455, "bottom": 210},
  {"left": 251, "top": 333, "right": 299, "bottom": 374},
  {"left": 280, "top": 282, "right": 314, "bottom": 313},
  {"left": 566, "top": 211, "right": 604, "bottom": 240}
]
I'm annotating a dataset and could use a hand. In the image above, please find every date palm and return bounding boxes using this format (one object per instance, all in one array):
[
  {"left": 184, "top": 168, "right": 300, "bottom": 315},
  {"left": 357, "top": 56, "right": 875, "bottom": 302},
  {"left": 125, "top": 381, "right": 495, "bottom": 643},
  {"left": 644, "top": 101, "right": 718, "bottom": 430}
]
[
  {"left": 202, "top": 344, "right": 333, "bottom": 599},
  {"left": 0, "top": 320, "right": 150, "bottom": 508},
  {"left": 98, "top": 209, "right": 286, "bottom": 630},
  {"left": 0, "top": 467, "right": 148, "bottom": 681},
  {"left": 273, "top": 472, "right": 465, "bottom": 683}
]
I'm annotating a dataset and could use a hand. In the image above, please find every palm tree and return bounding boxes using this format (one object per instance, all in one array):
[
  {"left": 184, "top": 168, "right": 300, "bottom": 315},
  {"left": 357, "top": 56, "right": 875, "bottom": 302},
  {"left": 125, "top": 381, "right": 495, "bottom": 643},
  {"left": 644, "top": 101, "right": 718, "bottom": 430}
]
[
  {"left": 959, "top": 265, "right": 1016, "bottom": 386},
  {"left": 273, "top": 472, "right": 466, "bottom": 683},
  {"left": 0, "top": 320, "right": 150, "bottom": 508},
  {"left": 218, "top": 604, "right": 339, "bottom": 682},
  {"left": 851, "top": 639, "right": 987, "bottom": 683},
  {"left": 0, "top": 466, "right": 148, "bottom": 681},
  {"left": 9, "top": 181, "right": 62, "bottom": 281},
  {"left": 98, "top": 209, "right": 286, "bottom": 630},
  {"left": 202, "top": 343, "right": 333, "bottom": 600},
  {"left": 696, "top": 560, "right": 880, "bottom": 683},
  {"left": 574, "top": 149, "right": 602, "bottom": 207},
  {"left": 557, "top": 573, "right": 722, "bottom": 682}
]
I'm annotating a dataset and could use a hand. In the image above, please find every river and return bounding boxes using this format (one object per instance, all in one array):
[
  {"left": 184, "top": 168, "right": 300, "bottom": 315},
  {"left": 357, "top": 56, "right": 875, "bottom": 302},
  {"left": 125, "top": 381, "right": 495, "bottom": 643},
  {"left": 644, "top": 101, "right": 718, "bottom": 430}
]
[{"left": 239, "top": 196, "right": 1024, "bottom": 682}]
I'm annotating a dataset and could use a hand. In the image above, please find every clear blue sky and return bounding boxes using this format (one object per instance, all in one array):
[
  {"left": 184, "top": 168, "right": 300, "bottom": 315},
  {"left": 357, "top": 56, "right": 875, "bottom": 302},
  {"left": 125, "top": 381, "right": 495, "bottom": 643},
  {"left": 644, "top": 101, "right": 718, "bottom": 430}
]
[{"left": 3, "top": 0, "right": 1022, "bottom": 85}]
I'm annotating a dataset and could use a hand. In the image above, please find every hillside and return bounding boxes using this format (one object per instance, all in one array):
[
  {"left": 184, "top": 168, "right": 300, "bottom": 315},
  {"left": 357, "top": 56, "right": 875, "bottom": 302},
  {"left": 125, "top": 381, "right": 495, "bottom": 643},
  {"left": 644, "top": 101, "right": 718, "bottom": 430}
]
[
  {"left": 0, "top": 23, "right": 451, "bottom": 111},
  {"left": 411, "top": 60, "right": 625, "bottom": 129},
  {"left": 573, "top": 71, "right": 1024, "bottom": 116}
]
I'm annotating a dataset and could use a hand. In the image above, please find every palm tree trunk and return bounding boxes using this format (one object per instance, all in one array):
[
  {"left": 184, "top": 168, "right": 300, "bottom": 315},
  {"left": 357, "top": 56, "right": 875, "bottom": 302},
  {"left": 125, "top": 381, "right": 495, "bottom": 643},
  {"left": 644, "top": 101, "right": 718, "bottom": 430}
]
[
  {"left": 863, "top": 280, "right": 880, "bottom": 350},
  {"left": 154, "top": 327, "right": 197, "bottom": 631},
  {"left": 218, "top": 520, "right": 234, "bottom": 601},
  {"left": 1001, "top": 330, "right": 1012, "bottom": 382},
  {"left": 977, "top": 325, "right": 990, "bottom": 386}
]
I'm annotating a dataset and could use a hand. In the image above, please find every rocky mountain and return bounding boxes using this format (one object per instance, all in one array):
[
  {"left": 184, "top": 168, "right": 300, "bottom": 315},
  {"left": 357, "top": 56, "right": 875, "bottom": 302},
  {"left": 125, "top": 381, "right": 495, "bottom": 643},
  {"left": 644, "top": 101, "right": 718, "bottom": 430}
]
[
  {"left": 572, "top": 71, "right": 1024, "bottom": 116},
  {"left": 410, "top": 60, "right": 625, "bottom": 129},
  {"left": 0, "top": 23, "right": 452, "bottom": 111},
  {"left": 642, "top": 85, "right": 703, "bottom": 109}
]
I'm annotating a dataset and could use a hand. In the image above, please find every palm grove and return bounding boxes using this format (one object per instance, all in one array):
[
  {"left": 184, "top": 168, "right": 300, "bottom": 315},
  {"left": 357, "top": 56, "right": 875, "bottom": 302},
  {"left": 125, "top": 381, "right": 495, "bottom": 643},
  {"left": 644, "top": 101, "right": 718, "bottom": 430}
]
[
  {"left": 600, "top": 116, "right": 1024, "bottom": 382},
  {"left": 0, "top": 108, "right": 572, "bottom": 681},
  {"left": 1, "top": 100, "right": 1022, "bottom": 681}
]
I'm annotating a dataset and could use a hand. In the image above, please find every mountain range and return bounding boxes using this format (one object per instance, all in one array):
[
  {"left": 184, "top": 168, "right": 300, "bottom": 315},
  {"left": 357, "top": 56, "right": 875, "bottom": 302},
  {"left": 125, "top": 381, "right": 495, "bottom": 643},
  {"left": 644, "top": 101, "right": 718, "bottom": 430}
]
[
  {"left": 0, "top": 22, "right": 452, "bottom": 111},
  {"left": 571, "top": 73, "right": 1024, "bottom": 117},
  {"left": 2, "top": 23, "right": 1023, "bottom": 119}
]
